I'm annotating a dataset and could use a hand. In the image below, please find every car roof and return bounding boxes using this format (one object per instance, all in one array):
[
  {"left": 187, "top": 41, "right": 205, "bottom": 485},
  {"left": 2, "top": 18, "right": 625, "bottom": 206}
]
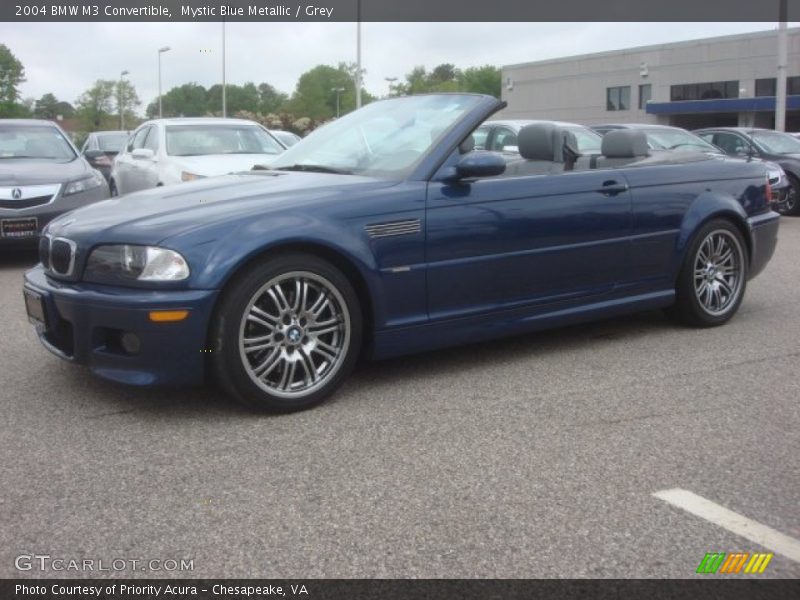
[
  {"left": 483, "top": 119, "right": 594, "bottom": 130},
  {"left": 593, "top": 123, "right": 683, "bottom": 130},
  {"left": 693, "top": 127, "right": 775, "bottom": 135},
  {"left": 89, "top": 130, "right": 129, "bottom": 136},
  {"left": 142, "top": 117, "right": 262, "bottom": 126},
  {"left": 0, "top": 118, "right": 63, "bottom": 127}
]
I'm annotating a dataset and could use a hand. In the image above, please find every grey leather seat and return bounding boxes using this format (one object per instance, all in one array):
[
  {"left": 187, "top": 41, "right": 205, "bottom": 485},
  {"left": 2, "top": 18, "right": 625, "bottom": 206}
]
[
  {"left": 504, "top": 123, "right": 580, "bottom": 176},
  {"left": 592, "top": 129, "right": 649, "bottom": 169}
]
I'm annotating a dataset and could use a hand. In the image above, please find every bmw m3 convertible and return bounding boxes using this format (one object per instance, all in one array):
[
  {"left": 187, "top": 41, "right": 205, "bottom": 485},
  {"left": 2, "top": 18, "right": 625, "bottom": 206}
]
[{"left": 24, "top": 94, "right": 780, "bottom": 411}]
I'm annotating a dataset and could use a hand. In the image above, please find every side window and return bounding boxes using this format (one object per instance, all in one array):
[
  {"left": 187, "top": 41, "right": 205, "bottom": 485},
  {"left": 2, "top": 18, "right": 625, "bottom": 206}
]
[
  {"left": 143, "top": 127, "right": 159, "bottom": 153},
  {"left": 489, "top": 128, "right": 518, "bottom": 152},
  {"left": 128, "top": 127, "right": 149, "bottom": 152},
  {"left": 472, "top": 126, "right": 490, "bottom": 150},
  {"left": 713, "top": 132, "right": 748, "bottom": 156}
]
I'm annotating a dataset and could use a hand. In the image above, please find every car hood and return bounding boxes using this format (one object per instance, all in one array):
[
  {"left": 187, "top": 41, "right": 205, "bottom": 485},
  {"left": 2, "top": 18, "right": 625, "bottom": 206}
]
[
  {"left": 0, "top": 158, "right": 90, "bottom": 185},
  {"left": 46, "top": 170, "right": 396, "bottom": 244},
  {"left": 170, "top": 153, "right": 282, "bottom": 176}
]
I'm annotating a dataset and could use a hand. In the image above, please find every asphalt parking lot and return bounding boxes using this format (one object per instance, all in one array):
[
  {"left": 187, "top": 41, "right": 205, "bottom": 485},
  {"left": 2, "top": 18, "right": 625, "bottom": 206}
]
[{"left": 0, "top": 218, "right": 798, "bottom": 579}]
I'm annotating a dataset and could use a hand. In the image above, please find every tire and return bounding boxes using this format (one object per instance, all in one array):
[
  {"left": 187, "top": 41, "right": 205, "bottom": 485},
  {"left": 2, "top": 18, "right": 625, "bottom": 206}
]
[
  {"left": 210, "top": 252, "right": 363, "bottom": 412},
  {"left": 669, "top": 219, "right": 748, "bottom": 327},
  {"left": 777, "top": 173, "right": 800, "bottom": 216},
  {"left": 109, "top": 179, "right": 119, "bottom": 197}
]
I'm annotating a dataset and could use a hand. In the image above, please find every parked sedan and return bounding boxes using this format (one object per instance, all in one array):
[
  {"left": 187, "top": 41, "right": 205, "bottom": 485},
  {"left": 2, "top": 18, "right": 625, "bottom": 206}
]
[
  {"left": 694, "top": 127, "right": 800, "bottom": 216},
  {"left": 80, "top": 130, "right": 129, "bottom": 182},
  {"left": 109, "top": 118, "right": 286, "bottom": 196},
  {"left": 25, "top": 94, "right": 779, "bottom": 412},
  {"left": 475, "top": 119, "right": 603, "bottom": 155},
  {"left": 0, "top": 119, "right": 109, "bottom": 245}
]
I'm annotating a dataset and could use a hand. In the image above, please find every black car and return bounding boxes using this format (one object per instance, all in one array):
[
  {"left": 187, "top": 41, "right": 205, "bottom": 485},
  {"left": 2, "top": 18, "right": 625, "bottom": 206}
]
[
  {"left": 0, "top": 119, "right": 110, "bottom": 245},
  {"left": 694, "top": 127, "right": 800, "bottom": 216},
  {"left": 80, "top": 130, "right": 130, "bottom": 182}
]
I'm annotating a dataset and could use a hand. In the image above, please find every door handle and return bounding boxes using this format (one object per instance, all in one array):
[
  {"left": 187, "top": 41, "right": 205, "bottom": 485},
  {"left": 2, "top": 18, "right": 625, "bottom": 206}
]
[{"left": 596, "top": 180, "right": 629, "bottom": 195}]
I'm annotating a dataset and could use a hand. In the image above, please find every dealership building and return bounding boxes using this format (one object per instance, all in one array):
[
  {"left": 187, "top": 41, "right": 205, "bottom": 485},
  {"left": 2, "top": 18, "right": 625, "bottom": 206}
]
[{"left": 500, "top": 28, "right": 800, "bottom": 131}]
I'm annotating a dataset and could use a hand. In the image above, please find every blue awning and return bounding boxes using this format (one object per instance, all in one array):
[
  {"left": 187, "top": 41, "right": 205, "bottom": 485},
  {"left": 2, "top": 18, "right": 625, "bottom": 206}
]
[{"left": 646, "top": 95, "right": 800, "bottom": 115}]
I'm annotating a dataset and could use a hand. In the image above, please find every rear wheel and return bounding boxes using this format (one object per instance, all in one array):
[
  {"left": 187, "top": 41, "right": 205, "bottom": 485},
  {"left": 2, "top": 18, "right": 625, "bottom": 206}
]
[
  {"left": 211, "top": 253, "right": 362, "bottom": 412},
  {"left": 670, "top": 219, "right": 747, "bottom": 327}
]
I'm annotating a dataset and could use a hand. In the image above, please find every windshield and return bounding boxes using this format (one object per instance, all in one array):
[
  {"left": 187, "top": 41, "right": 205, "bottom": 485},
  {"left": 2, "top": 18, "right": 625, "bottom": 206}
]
[
  {"left": 751, "top": 131, "right": 800, "bottom": 155},
  {"left": 643, "top": 129, "right": 721, "bottom": 153},
  {"left": 165, "top": 124, "right": 284, "bottom": 157},
  {"left": 0, "top": 124, "right": 76, "bottom": 160},
  {"left": 96, "top": 133, "right": 129, "bottom": 152},
  {"left": 269, "top": 94, "right": 484, "bottom": 178}
]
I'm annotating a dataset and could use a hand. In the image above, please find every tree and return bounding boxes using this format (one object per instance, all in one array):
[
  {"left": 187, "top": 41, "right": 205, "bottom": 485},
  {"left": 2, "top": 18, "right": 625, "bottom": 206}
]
[
  {"left": 459, "top": 66, "right": 501, "bottom": 98},
  {"left": 258, "top": 83, "right": 288, "bottom": 115},
  {"left": 75, "top": 80, "right": 116, "bottom": 129},
  {"left": 0, "top": 44, "right": 26, "bottom": 117},
  {"left": 146, "top": 82, "right": 208, "bottom": 118},
  {"left": 116, "top": 80, "right": 141, "bottom": 127},
  {"left": 286, "top": 64, "right": 373, "bottom": 120}
]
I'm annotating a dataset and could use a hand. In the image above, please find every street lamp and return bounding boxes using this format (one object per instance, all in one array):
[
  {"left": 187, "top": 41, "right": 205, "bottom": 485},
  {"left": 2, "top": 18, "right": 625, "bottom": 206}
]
[
  {"left": 385, "top": 77, "right": 397, "bottom": 97},
  {"left": 332, "top": 87, "right": 345, "bottom": 118},
  {"left": 157, "top": 46, "right": 171, "bottom": 119},
  {"left": 222, "top": 21, "right": 227, "bottom": 118},
  {"left": 119, "top": 70, "right": 129, "bottom": 130}
]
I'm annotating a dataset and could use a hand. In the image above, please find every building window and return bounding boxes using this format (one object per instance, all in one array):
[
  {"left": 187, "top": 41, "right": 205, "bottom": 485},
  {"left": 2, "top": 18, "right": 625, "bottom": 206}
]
[
  {"left": 638, "top": 84, "right": 652, "bottom": 109},
  {"left": 607, "top": 86, "right": 631, "bottom": 111},
  {"left": 756, "top": 76, "right": 800, "bottom": 96},
  {"left": 670, "top": 81, "right": 739, "bottom": 101}
]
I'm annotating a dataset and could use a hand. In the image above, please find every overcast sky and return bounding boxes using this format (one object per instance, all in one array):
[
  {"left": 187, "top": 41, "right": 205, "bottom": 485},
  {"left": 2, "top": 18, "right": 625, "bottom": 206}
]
[{"left": 0, "top": 21, "right": 793, "bottom": 113}]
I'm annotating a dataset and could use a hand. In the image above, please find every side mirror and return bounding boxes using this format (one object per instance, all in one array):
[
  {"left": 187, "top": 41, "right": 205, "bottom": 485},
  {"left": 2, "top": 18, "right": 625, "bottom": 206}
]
[
  {"left": 84, "top": 149, "right": 105, "bottom": 159},
  {"left": 454, "top": 152, "right": 506, "bottom": 179},
  {"left": 131, "top": 148, "right": 155, "bottom": 160}
]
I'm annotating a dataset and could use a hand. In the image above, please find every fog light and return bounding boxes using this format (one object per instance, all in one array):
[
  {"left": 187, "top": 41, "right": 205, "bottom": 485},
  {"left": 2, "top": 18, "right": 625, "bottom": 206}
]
[{"left": 120, "top": 332, "right": 141, "bottom": 355}]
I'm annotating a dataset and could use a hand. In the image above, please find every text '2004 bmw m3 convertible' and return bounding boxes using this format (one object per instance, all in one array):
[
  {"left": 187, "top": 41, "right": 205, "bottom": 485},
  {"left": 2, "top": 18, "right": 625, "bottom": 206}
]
[{"left": 24, "top": 94, "right": 780, "bottom": 412}]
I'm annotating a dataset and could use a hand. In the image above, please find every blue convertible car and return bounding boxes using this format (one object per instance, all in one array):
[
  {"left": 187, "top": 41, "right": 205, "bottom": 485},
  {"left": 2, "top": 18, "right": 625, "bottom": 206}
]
[{"left": 24, "top": 94, "right": 780, "bottom": 411}]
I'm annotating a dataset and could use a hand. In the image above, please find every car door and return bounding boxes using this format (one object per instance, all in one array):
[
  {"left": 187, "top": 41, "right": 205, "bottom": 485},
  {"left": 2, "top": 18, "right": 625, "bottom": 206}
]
[
  {"left": 137, "top": 126, "right": 162, "bottom": 189},
  {"left": 425, "top": 165, "right": 632, "bottom": 320},
  {"left": 115, "top": 127, "right": 149, "bottom": 193}
]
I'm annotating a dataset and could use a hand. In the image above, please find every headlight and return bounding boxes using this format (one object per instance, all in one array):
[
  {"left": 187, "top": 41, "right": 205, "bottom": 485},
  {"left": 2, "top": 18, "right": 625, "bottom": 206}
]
[
  {"left": 64, "top": 170, "right": 105, "bottom": 196},
  {"left": 84, "top": 245, "right": 190, "bottom": 284},
  {"left": 181, "top": 171, "right": 205, "bottom": 182}
]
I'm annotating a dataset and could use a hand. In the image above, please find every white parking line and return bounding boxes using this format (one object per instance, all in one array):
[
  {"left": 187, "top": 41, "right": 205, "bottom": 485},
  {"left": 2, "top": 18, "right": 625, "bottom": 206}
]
[{"left": 653, "top": 488, "right": 800, "bottom": 563}]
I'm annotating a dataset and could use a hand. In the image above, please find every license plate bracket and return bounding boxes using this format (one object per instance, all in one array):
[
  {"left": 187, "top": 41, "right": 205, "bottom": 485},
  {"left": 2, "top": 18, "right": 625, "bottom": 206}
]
[{"left": 1, "top": 217, "right": 38, "bottom": 238}]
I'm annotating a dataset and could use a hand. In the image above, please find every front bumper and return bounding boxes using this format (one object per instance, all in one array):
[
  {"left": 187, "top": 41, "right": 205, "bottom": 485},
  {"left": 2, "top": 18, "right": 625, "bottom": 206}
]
[
  {"left": 23, "top": 265, "right": 218, "bottom": 386},
  {"left": 747, "top": 210, "right": 780, "bottom": 280}
]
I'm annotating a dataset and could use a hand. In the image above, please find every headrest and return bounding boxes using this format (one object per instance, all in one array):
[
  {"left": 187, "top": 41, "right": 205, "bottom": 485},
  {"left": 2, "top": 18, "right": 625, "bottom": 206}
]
[
  {"left": 518, "top": 123, "right": 557, "bottom": 161},
  {"left": 601, "top": 129, "right": 649, "bottom": 158}
]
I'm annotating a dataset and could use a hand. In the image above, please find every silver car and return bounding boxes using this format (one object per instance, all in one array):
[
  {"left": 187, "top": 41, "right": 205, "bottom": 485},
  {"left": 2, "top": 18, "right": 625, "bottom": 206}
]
[{"left": 0, "top": 119, "right": 109, "bottom": 246}]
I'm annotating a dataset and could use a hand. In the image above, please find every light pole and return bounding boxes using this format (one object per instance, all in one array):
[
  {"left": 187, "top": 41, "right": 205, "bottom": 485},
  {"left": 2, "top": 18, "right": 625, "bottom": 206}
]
[
  {"left": 332, "top": 87, "right": 345, "bottom": 118},
  {"left": 385, "top": 77, "right": 397, "bottom": 97},
  {"left": 157, "top": 46, "right": 170, "bottom": 119},
  {"left": 356, "top": 0, "right": 362, "bottom": 109},
  {"left": 222, "top": 21, "right": 227, "bottom": 118},
  {"left": 119, "top": 70, "right": 129, "bottom": 130}
]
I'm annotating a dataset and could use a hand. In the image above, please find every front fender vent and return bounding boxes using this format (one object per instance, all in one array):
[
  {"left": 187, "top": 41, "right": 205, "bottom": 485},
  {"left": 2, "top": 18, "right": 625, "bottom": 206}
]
[{"left": 365, "top": 219, "right": 421, "bottom": 239}]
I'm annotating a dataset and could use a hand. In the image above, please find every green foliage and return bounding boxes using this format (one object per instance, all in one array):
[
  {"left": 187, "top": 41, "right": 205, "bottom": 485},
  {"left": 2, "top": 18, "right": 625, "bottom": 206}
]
[
  {"left": 285, "top": 63, "right": 374, "bottom": 121},
  {"left": 75, "top": 79, "right": 117, "bottom": 129},
  {"left": 0, "top": 44, "right": 27, "bottom": 117},
  {"left": 34, "top": 93, "right": 75, "bottom": 119},
  {"left": 390, "top": 64, "right": 501, "bottom": 98},
  {"left": 146, "top": 82, "right": 208, "bottom": 117}
]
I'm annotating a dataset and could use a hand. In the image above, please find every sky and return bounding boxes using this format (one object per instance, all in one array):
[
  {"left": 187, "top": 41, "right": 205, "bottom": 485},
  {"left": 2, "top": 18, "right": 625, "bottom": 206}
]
[{"left": 0, "top": 21, "right": 793, "bottom": 113}]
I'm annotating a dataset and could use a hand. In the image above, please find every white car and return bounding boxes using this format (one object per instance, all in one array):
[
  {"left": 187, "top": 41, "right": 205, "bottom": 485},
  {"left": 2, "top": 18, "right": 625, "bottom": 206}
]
[{"left": 109, "top": 118, "right": 286, "bottom": 196}]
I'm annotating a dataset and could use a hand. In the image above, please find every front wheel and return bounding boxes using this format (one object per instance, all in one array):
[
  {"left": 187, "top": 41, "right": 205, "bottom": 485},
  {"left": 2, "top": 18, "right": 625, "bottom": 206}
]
[
  {"left": 777, "top": 173, "right": 800, "bottom": 216},
  {"left": 211, "top": 253, "right": 362, "bottom": 412},
  {"left": 670, "top": 219, "right": 748, "bottom": 327}
]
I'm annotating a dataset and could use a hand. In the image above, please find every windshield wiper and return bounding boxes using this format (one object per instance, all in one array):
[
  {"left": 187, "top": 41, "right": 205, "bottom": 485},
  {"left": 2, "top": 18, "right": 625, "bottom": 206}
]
[{"left": 276, "top": 164, "right": 352, "bottom": 175}]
